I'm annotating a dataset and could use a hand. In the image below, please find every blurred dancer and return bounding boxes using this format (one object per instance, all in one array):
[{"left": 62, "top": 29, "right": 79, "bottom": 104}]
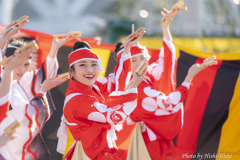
[{"left": 0, "top": 20, "right": 73, "bottom": 159}]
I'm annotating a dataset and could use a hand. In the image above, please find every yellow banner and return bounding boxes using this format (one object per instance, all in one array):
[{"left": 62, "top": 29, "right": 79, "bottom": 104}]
[{"left": 120, "top": 37, "right": 240, "bottom": 54}]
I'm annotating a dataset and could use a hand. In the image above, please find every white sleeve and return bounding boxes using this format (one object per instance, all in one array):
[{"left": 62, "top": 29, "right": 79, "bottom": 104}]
[
  {"left": 10, "top": 87, "right": 29, "bottom": 122},
  {"left": 46, "top": 55, "right": 58, "bottom": 78}
]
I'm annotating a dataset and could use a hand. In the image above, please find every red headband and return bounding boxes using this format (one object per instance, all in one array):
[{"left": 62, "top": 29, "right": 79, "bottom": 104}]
[
  {"left": 130, "top": 45, "right": 145, "bottom": 57},
  {"left": 117, "top": 44, "right": 147, "bottom": 60},
  {"left": 68, "top": 48, "right": 98, "bottom": 67}
]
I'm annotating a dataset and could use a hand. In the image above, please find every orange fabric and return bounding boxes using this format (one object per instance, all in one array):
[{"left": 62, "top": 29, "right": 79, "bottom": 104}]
[{"left": 94, "top": 148, "right": 121, "bottom": 160}]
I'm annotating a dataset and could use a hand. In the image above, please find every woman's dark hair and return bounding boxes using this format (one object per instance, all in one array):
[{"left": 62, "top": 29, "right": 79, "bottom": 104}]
[
  {"left": 3, "top": 39, "right": 26, "bottom": 58},
  {"left": 73, "top": 41, "right": 91, "bottom": 51},
  {"left": 115, "top": 42, "right": 124, "bottom": 53},
  {"left": 113, "top": 42, "right": 124, "bottom": 61}
]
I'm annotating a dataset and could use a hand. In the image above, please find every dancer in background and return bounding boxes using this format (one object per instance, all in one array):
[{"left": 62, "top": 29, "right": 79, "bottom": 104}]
[
  {"left": 117, "top": 8, "right": 217, "bottom": 160},
  {"left": 0, "top": 18, "right": 29, "bottom": 123},
  {"left": 0, "top": 17, "right": 28, "bottom": 75},
  {"left": 0, "top": 48, "right": 32, "bottom": 148},
  {"left": 0, "top": 19, "right": 29, "bottom": 149},
  {"left": 0, "top": 20, "right": 74, "bottom": 159}
]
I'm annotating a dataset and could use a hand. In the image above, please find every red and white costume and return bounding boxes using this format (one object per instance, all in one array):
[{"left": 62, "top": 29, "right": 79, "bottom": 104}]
[
  {"left": 58, "top": 48, "right": 138, "bottom": 160},
  {"left": 0, "top": 45, "right": 58, "bottom": 160},
  {"left": 0, "top": 49, "right": 10, "bottom": 123},
  {"left": 0, "top": 91, "right": 10, "bottom": 123},
  {"left": 124, "top": 37, "right": 190, "bottom": 160},
  {"left": 0, "top": 49, "right": 2, "bottom": 74},
  {"left": 56, "top": 48, "right": 132, "bottom": 152},
  {"left": 95, "top": 50, "right": 132, "bottom": 97}
]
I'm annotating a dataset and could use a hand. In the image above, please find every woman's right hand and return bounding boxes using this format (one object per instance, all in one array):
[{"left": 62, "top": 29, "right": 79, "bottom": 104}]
[
  {"left": 124, "top": 31, "right": 145, "bottom": 54},
  {"left": 4, "top": 48, "right": 33, "bottom": 71},
  {"left": 130, "top": 69, "right": 147, "bottom": 89},
  {"left": 40, "top": 76, "right": 69, "bottom": 93}
]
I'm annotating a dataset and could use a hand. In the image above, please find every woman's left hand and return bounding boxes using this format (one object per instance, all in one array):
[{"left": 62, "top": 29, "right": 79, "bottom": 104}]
[
  {"left": 3, "top": 20, "right": 28, "bottom": 38},
  {"left": 51, "top": 35, "right": 75, "bottom": 50},
  {"left": 161, "top": 8, "right": 179, "bottom": 28}
]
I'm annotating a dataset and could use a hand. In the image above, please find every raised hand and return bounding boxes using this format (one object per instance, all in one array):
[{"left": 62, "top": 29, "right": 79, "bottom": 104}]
[
  {"left": 161, "top": 8, "right": 180, "bottom": 28},
  {"left": 0, "top": 20, "right": 28, "bottom": 50},
  {"left": 49, "top": 35, "right": 75, "bottom": 59},
  {"left": 4, "top": 48, "right": 33, "bottom": 71},
  {"left": 3, "top": 20, "right": 28, "bottom": 38},
  {"left": 40, "top": 76, "right": 69, "bottom": 93},
  {"left": 124, "top": 31, "right": 145, "bottom": 54},
  {"left": 130, "top": 68, "right": 147, "bottom": 89},
  {"left": 184, "top": 56, "right": 218, "bottom": 83},
  {"left": 51, "top": 35, "right": 75, "bottom": 50},
  {"left": 161, "top": 0, "right": 187, "bottom": 28}
]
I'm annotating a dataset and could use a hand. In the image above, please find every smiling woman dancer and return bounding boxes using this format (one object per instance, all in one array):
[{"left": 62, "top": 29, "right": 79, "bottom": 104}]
[{"left": 61, "top": 32, "right": 146, "bottom": 160}]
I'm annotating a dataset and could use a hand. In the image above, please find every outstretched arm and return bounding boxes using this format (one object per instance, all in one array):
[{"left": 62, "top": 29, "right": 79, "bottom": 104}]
[
  {"left": 130, "top": 57, "right": 218, "bottom": 123},
  {"left": 147, "top": 8, "right": 183, "bottom": 92},
  {"left": 20, "top": 36, "right": 74, "bottom": 95},
  {"left": 161, "top": 7, "right": 183, "bottom": 41},
  {"left": 11, "top": 76, "right": 68, "bottom": 124}
]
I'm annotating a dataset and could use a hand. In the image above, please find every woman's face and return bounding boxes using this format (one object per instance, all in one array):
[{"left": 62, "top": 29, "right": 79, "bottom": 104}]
[
  {"left": 69, "top": 59, "right": 99, "bottom": 89},
  {"left": 13, "top": 58, "right": 31, "bottom": 81},
  {"left": 131, "top": 54, "right": 148, "bottom": 75}
]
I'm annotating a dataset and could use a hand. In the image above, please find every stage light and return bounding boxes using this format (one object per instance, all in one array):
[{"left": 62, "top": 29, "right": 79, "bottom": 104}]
[
  {"left": 140, "top": 10, "right": 149, "bottom": 18},
  {"left": 233, "top": 0, "right": 240, "bottom": 5}
]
